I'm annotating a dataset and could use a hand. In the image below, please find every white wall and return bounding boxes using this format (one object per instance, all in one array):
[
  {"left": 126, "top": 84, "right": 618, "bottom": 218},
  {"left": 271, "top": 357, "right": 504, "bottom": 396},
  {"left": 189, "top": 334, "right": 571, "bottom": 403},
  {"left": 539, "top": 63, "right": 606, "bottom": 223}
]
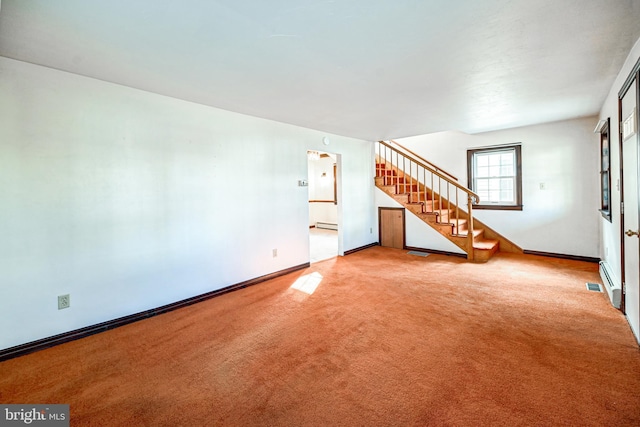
[
  {"left": 598, "top": 37, "right": 640, "bottom": 288},
  {"left": 0, "top": 57, "right": 376, "bottom": 350},
  {"left": 385, "top": 117, "right": 600, "bottom": 257}
]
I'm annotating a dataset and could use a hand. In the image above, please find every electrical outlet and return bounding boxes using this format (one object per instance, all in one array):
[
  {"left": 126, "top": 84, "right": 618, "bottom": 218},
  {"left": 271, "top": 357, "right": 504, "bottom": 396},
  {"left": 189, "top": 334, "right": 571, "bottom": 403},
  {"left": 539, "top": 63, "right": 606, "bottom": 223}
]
[
  {"left": 539, "top": 183, "right": 546, "bottom": 190},
  {"left": 58, "top": 294, "right": 70, "bottom": 310},
  {"left": 370, "top": 227, "right": 373, "bottom": 234},
  {"left": 272, "top": 248, "right": 278, "bottom": 258}
]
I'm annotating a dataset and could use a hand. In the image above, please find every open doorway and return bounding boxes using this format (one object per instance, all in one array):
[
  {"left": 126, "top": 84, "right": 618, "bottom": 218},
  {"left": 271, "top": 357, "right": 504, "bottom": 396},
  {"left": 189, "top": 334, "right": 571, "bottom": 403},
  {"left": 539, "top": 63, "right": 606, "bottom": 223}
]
[{"left": 308, "top": 150, "right": 339, "bottom": 263}]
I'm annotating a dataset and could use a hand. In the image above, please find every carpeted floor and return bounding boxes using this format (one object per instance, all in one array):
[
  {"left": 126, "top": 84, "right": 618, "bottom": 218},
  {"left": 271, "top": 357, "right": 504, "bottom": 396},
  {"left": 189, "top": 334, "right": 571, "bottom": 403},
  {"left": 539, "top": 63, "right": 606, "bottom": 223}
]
[{"left": 1, "top": 247, "right": 639, "bottom": 426}]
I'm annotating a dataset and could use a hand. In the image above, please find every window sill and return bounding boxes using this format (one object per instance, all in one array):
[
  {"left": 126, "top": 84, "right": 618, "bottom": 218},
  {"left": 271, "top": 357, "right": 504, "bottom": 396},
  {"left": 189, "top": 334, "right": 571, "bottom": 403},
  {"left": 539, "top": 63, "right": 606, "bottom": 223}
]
[
  {"left": 473, "top": 204, "right": 523, "bottom": 211},
  {"left": 600, "top": 209, "right": 612, "bottom": 222}
]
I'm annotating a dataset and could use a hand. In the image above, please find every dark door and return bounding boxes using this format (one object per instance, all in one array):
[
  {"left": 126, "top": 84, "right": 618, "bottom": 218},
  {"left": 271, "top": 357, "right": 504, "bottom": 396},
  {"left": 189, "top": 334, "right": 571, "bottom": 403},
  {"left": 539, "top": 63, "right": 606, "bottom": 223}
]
[{"left": 379, "top": 208, "right": 405, "bottom": 249}]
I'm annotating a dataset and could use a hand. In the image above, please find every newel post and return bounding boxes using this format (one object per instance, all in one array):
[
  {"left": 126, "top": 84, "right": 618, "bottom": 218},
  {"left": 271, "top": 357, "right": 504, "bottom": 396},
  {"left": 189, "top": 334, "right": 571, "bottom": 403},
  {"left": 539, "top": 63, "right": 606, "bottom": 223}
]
[{"left": 466, "top": 194, "right": 475, "bottom": 261}]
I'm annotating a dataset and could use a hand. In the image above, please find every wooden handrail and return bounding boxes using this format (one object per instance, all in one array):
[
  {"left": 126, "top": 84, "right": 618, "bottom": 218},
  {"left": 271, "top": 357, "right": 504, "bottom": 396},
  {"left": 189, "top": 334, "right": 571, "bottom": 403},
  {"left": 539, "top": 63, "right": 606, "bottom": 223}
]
[
  {"left": 377, "top": 140, "right": 480, "bottom": 203},
  {"left": 386, "top": 139, "right": 458, "bottom": 182}
]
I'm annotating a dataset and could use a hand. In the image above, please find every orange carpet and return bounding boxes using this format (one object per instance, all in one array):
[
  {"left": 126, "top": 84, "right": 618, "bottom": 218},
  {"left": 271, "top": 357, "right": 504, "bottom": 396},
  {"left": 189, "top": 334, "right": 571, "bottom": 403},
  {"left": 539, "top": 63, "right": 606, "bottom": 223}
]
[{"left": 1, "top": 247, "right": 639, "bottom": 426}]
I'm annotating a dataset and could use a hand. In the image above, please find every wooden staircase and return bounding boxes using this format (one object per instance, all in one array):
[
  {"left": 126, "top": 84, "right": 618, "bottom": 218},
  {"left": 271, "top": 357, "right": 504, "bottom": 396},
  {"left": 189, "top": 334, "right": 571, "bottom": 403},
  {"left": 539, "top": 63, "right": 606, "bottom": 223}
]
[{"left": 375, "top": 140, "right": 522, "bottom": 262}]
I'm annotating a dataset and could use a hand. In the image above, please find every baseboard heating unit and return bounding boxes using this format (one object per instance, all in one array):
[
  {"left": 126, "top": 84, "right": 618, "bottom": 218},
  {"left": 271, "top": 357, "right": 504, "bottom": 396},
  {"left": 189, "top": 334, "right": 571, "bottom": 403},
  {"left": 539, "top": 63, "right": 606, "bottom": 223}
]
[
  {"left": 316, "top": 222, "right": 338, "bottom": 230},
  {"left": 599, "top": 261, "right": 621, "bottom": 309}
]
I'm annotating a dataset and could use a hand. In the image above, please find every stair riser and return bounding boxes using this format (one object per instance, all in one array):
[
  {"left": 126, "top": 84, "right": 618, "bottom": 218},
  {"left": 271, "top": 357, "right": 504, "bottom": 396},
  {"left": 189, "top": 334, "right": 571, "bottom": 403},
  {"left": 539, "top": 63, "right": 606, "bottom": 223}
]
[
  {"left": 379, "top": 176, "right": 406, "bottom": 183},
  {"left": 409, "top": 194, "right": 438, "bottom": 204},
  {"left": 434, "top": 223, "right": 455, "bottom": 234},
  {"left": 422, "top": 200, "right": 443, "bottom": 210},
  {"left": 406, "top": 204, "right": 425, "bottom": 215},
  {"left": 379, "top": 185, "right": 397, "bottom": 194},
  {"left": 473, "top": 243, "right": 500, "bottom": 263},
  {"left": 452, "top": 225, "right": 468, "bottom": 234},
  {"left": 435, "top": 212, "right": 460, "bottom": 224},
  {"left": 453, "top": 229, "right": 485, "bottom": 241},
  {"left": 392, "top": 194, "right": 410, "bottom": 204},
  {"left": 395, "top": 185, "right": 419, "bottom": 194}
]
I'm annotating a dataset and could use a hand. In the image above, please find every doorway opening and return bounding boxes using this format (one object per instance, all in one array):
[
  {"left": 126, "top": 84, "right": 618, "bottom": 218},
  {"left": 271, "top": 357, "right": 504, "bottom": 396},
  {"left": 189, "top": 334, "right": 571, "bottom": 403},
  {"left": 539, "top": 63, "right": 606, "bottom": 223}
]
[{"left": 308, "top": 150, "right": 340, "bottom": 263}]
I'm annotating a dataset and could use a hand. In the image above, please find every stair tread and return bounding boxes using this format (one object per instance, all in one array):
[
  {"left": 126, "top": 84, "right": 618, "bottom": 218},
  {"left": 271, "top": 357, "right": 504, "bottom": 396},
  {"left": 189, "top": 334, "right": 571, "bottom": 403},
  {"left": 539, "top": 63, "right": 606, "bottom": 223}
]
[{"left": 473, "top": 239, "right": 499, "bottom": 250}]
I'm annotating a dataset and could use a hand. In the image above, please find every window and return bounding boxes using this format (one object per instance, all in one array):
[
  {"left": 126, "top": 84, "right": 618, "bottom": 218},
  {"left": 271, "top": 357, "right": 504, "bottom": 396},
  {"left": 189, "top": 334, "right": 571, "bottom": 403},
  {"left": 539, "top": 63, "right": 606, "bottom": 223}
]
[
  {"left": 599, "top": 118, "right": 612, "bottom": 222},
  {"left": 467, "top": 144, "right": 522, "bottom": 210}
]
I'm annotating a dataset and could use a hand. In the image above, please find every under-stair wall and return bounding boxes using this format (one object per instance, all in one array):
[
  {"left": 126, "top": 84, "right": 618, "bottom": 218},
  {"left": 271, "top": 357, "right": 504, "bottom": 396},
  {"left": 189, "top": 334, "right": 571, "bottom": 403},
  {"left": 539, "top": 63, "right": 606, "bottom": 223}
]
[{"left": 375, "top": 187, "right": 466, "bottom": 255}]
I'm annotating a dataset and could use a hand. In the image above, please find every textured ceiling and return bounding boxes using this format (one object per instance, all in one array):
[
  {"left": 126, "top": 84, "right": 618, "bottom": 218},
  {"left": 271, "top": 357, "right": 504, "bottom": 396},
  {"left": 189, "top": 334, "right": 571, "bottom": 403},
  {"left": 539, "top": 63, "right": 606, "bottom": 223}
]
[{"left": 1, "top": 0, "right": 639, "bottom": 140}]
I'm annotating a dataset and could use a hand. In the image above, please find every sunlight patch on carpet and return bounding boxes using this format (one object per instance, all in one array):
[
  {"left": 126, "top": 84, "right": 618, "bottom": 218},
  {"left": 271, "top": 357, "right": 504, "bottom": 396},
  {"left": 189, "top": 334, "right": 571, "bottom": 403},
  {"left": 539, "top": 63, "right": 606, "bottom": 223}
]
[{"left": 291, "top": 272, "right": 323, "bottom": 295}]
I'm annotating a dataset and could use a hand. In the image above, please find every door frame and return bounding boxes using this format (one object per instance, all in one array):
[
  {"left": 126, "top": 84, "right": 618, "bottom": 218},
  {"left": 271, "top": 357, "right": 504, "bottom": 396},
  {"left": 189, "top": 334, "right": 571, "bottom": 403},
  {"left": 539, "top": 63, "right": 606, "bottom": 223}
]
[
  {"left": 378, "top": 207, "right": 406, "bottom": 249},
  {"left": 618, "top": 56, "right": 640, "bottom": 316},
  {"left": 307, "top": 150, "right": 343, "bottom": 259}
]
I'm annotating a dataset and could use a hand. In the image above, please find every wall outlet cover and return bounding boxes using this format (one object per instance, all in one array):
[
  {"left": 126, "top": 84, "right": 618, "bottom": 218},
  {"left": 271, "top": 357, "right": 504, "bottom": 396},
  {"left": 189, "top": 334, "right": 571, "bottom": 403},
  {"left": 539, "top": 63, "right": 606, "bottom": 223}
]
[{"left": 58, "top": 294, "right": 70, "bottom": 310}]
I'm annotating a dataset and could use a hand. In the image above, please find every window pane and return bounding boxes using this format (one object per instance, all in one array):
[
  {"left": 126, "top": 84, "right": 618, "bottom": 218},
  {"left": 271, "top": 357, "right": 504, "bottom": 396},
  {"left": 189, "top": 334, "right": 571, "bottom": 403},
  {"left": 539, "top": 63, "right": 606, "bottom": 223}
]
[
  {"left": 500, "top": 178, "right": 514, "bottom": 202},
  {"left": 500, "top": 190, "right": 513, "bottom": 201},
  {"left": 602, "top": 172, "right": 609, "bottom": 211},
  {"left": 600, "top": 122, "right": 611, "bottom": 221},
  {"left": 500, "top": 165, "right": 514, "bottom": 176},
  {"left": 500, "top": 178, "right": 513, "bottom": 190},
  {"left": 475, "top": 150, "right": 515, "bottom": 179},
  {"left": 500, "top": 153, "right": 513, "bottom": 165},
  {"left": 477, "top": 166, "right": 489, "bottom": 178},
  {"left": 479, "top": 176, "right": 514, "bottom": 203}
]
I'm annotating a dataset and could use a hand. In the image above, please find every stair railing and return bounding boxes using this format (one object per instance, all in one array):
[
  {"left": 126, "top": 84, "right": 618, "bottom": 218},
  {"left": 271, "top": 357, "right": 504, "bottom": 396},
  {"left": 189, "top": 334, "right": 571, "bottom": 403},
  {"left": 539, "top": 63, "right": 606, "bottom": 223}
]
[
  {"left": 376, "top": 140, "right": 480, "bottom": 259},
  {"left": 386, "top": 139, "right": 459, "bottom": 182}
]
